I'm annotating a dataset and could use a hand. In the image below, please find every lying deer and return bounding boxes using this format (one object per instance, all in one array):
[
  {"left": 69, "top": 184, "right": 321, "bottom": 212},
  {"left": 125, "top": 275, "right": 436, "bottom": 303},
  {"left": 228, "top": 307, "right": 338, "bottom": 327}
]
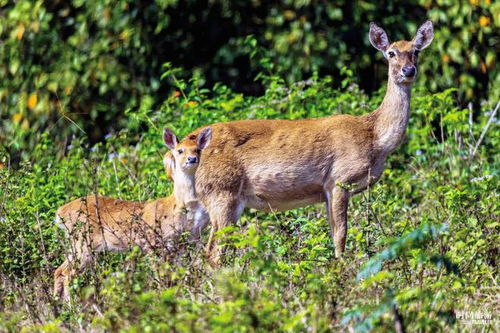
[
  {"left": 53, "top": 128, "right": 211, "bottom": 300},
  {"left": 179, "top": 21, "right": 434, "bottom": 265}
]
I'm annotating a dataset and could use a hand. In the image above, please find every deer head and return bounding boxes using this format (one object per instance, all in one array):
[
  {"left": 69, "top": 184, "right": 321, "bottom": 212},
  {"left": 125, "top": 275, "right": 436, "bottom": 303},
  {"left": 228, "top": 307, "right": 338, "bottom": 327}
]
[
  {"left": 163, "top": 127, "right": 212, "bottom": 176},
  {"left": 369, "top": 21, "right": 434, "bottom": 85}
]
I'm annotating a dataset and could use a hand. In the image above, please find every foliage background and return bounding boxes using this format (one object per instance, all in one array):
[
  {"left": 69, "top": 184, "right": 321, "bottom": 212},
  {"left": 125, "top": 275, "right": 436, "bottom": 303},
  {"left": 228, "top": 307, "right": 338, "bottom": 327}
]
[
  {"left": 0, "top": 0, "right": 499, "bottom": 160},
  {"left": 0, "top": 0, "right": 499, "bottom": 332}
]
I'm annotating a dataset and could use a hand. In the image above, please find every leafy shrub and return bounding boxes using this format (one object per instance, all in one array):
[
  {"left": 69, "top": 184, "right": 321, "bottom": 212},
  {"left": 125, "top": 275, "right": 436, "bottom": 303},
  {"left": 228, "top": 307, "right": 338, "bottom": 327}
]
[
  {"left": 0, "top": 72, "right": 498, "bottom": 331},
  {"left": 1, "top": 0, "right": 498, "bottom": 157}
]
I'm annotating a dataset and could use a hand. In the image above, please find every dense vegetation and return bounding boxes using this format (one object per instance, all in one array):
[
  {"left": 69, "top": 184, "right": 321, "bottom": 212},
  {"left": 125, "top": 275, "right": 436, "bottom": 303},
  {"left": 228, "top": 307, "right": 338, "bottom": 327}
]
[
  {"left": 1, "top": 0, "right": 498, "bottom": 159},
  {"left": 1, "top": 0, "right": 498, "bottom": 331},
  {"left": 1, "top": 69, "right": 498, "bottom": 331}
]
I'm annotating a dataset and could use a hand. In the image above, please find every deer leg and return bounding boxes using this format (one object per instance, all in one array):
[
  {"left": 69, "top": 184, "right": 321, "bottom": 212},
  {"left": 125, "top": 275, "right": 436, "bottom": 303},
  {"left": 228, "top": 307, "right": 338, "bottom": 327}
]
[
  {"left": 54, "top": 258, "right": 71, "bottom": 299},
  {"left": 55, "top": 240, "right": 94, "bottom": 302},
  {"left": 204, "top": 195, "right": 244, "bottom": 267},
  {"left": 63, "top": 249, "right": 92, "bottom": 302},
  {"left": 326, "top": 187, "right": 349, "bottom": 258}
]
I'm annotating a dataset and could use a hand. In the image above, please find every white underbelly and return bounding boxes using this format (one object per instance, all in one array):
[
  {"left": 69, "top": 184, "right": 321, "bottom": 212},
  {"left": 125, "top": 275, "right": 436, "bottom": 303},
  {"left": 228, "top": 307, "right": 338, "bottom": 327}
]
[{"left": 245, "top": 192, "right": 324, "bottom": 212}]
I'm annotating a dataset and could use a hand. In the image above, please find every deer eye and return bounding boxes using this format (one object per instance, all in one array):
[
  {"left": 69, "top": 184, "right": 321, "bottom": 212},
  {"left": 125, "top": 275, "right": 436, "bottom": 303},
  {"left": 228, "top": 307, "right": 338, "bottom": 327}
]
[
  {"left": 388, "top": 51, "right": 396, "bottom": 58},
  {"left": 195, "top": 148, "right": 201, "bottom": 154},
  {"left": 177, "top": 149, "right": 184, "bottom": 154}
]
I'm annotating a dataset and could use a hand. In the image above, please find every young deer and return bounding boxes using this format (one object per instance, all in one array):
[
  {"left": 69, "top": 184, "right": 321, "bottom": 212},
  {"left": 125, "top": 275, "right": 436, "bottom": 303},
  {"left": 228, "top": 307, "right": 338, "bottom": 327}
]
[
  {"left": 53, "top": 128, "right": 211, "bottom": 300},
  {"left": 179, "top": 21, "right": 434, "bottom": 265}
]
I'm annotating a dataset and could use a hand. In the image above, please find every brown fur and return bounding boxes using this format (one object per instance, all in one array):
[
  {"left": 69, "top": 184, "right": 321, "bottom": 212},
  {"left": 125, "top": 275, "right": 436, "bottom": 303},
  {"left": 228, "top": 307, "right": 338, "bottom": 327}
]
[
  {"left": 180, "top": 21, "right": 434, "bottom": 265},
  {"left": 53, "top": 130, "right": 211, "bottom": 300}
]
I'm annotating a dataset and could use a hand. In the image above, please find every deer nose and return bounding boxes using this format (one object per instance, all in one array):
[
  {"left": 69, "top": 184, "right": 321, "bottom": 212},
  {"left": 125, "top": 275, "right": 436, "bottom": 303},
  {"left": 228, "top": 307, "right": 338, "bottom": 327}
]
[
  {"left": 187, "top": 156, "right": 198, "bottom": 163},
  {"left": 402, "top": 66, "right": 416, "bottom": 77}
]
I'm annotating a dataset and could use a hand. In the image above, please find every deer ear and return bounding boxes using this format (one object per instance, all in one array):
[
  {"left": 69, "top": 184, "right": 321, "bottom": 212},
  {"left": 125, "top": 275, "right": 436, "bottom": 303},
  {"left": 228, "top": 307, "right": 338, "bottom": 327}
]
[
  {"left": 413, "top": 20, "right": 434, "bottom": 50},
  {"left": 197, "top": 127, "right": 212, "bottom": 150},
  {"left": 163, "top": 128, "right": 178, "bottom": 150},
  {"left": 369, "top": 22, "right": 390, "bottom": 52}
]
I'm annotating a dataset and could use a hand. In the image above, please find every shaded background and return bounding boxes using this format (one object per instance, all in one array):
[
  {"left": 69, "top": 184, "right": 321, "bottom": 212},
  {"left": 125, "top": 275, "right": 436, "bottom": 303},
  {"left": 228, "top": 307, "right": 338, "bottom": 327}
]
[{"left": 0, "top": 0, "right": 498, "bottom": 158}]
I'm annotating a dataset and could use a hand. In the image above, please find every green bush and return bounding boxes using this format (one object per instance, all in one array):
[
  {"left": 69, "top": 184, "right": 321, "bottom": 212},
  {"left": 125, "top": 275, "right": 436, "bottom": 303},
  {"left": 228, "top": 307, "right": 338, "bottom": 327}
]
[
  {"left": 1, "top": 0, "right": 498, "bottom": 158},
  {"left": 0, "top": 72, "right": 498, "bottom": 331}
]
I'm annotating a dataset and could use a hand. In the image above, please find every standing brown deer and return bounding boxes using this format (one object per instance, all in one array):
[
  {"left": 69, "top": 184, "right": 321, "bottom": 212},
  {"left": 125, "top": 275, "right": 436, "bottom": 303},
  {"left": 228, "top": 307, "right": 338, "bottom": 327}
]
[
  {"left": 53, "top": 128, "right": 211, "bottom": 300},
  {"left": 180, "top": 21, "right": 434, "bottom": 265}
]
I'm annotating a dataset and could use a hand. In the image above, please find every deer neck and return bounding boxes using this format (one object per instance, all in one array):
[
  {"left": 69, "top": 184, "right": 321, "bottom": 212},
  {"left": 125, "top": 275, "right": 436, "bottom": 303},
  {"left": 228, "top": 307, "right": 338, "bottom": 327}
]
[
  {"left": 172, "top": 170, "right": 198, "bottom": 207},
  {"left": 370, "top": 76, "right": 412, "bottom": 154}
]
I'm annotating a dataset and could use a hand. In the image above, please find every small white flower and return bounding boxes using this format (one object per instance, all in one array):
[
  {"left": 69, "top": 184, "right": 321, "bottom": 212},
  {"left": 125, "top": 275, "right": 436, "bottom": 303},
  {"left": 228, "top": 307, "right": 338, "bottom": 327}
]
[
  {"left": 471, "top": 174, "right": 493, "bottom": 182},
  {"left": 108, "top": 153, "right": 119, "bottom": 161}
]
